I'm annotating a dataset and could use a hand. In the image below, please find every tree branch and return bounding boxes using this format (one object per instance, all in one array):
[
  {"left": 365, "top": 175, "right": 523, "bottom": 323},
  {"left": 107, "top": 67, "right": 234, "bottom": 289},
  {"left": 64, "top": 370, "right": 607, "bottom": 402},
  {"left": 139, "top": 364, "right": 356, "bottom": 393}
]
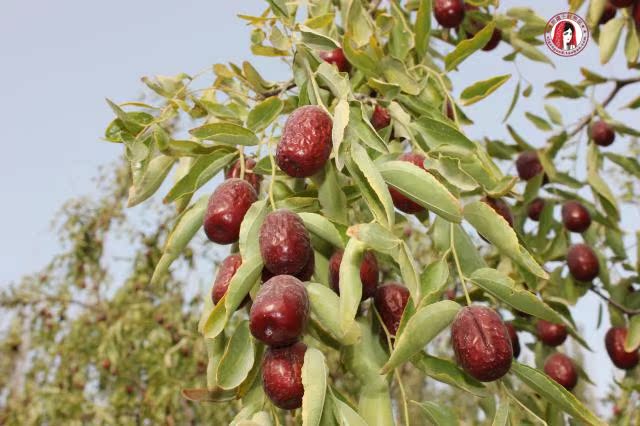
[
  {"left": 258, "top": 80, "right": 296, "bottom": 100},
  {"left": 568, "top": 77, "right": 640, "bottom": 137},
  {"left": 590, "top": 286, "right": 640, "bottom": 316}
]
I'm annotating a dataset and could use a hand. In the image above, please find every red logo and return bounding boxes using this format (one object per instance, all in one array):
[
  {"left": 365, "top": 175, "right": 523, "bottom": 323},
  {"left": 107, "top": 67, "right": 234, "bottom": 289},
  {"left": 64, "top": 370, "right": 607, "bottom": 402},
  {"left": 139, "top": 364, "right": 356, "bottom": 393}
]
[{"left": 544, "top": 13, "right": 589, "bottom": 57}]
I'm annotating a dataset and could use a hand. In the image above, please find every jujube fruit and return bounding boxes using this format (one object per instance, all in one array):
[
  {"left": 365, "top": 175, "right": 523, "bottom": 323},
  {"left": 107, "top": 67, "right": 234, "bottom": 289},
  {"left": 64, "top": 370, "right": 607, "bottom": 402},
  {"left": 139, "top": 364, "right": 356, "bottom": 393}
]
[
  {"left": 610, "top": 0, "right": 633, "bottom": 7},
  {"left": 590, "top": 120, "right": 615, "bottom": 147},
  {"left": 561, "top": 201, "right": 591, "bottom": 233},
  {"left": 389, "top": 152, "right": 428, "bottom": 214},
  {"left": 515, "top": 151, "right": 544, "bottom": 181},
  {"left": 527, "top": 197, "right": 545, "bottom": 221},
  {"left": 263, "top": 250, "right": 315, "bottom": 283},
  {"left": 544, "top": 353, "right": 578, "bottom": 390},
  {"left": 482, "top": 197, "right": 514, "bottom": 227},
  {"left": 319, "top": 48, "right": 350, "bottom": 73},
  {"left": 225, "top": 158, "right": 262, "bottom": 193},
  {"left": 605, "top": 327, "right": 639, "bottom": 369},
  {"left": 371, "top": 105, "right": 391, "bottom": 130},
  {"left": 567, "top": 243, "right": 600, "bottom": 282},
  {"left": 259, "top": 209, "right": 312, "bottom": 276},
  {"left": 262, "top": 342, "right": 306, "bottom": 410},
  {"left": 536, "top": 319, "right": 567, "bottom": 347},
  {"left": 204, "top": 179, "right": 257, "bottom": 244},
  {"left": 600, "top": 1, "right": 617, "bottom": 24},
  {"left": 276, "top": 105, "right": 333, "bottom": 178},
  {"left": 451, "top": 306, "right": 513, "bottom": 382},
  {"left": 249, "top": 275, "right": 309, "bottom": 347},
  {"left": 211, "top": 253, "right": 247, "bottom": 306},
  {"left": 329, "top": 250, "right": 379, "bottom": 300},
  {"left": 434, "top": 0, "right": 466, "bottom": 28},
  {"left": 373, "top": 283, "right": 410, "bottom": 335},
  {"left": 482, "top": 28, "right": 502, "bottom": 51},
  {"left": 505, "top": 322, "right": 521, "bottom": 358}
]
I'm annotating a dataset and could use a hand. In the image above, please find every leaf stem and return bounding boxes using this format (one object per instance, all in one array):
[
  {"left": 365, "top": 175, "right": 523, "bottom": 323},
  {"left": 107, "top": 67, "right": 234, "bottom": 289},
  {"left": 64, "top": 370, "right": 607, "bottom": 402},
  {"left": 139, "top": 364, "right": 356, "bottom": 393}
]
[
  {"left": 589, "top": 286, "right": 640, "bottom": 316},
  {"left": 394, "top": 369, "right": 411, "bottom": 426},
  {"left": 449, "top": 223, "right": 472, "bottom": 306}
]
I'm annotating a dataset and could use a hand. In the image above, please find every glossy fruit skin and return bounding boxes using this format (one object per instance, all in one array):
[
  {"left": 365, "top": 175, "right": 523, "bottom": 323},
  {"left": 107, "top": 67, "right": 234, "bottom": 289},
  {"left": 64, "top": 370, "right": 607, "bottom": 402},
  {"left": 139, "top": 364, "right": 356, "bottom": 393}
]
[
  {"left": 212, "top": 253, "right": 245, "bottom": 305},
  {"left": 567, "top": 243, "right": 600, "bottom": 282},
  {"left": 605, "top": 327, "right": 639, "bottom": 369},
  {"left": 249, "top": 275, "right": 309, "bottom": 347},
  {"left": 263, "top": 250, "right": 315, "bottom": 283},
  {"left": 515, "top": 151, "right": 544, "bottom": 181},
  {"left": 319, "top": 48, "right": 350, "bottom": 73},
  {"left": 591, "top": 120, "right": 615, "bottom": 147},
  {"left": 635, "top": 1, "right": 640, "bottom": 26},
  {"left": 544, "top": 353, "right": 578, "bottom": 390},
  {"left": 259, "top": 210, "right": 312, "bottom": 276},
  {"left": 389, "top": 152, "right": 428, "bottom": 214},
  {"left": 373, "top": 283, "right": 410, "bottom": 335},
  {"left": 505, "top": 322, "right": 521, "bottom": 358},
  {"left": 434, "top": 0, "right": 466, "bottom": 28},
  {"left": 482, "top": 28, "right": 502, "bottom": 51},
  {"left": 451, "top": 306, "right": 513, "bottom": 382},
  {"left": 527, "top": 197, "right": 545, "bottom": 221},
  {"left": 536, "top": 319, "right": 568, "bottom": 347},
  {"left": 610, "top": 0, "right": 633, "bottom": 7},
  {"left": 445, "top": 101, "right": 455, "bottom": 120},
  {"left": 561, "top": 201, "right": 591, "bottom": 233},
  {"left": 276, "top": 106, "right": 333, "bottom": 178},
  {"left": 600, "top": 2, "right": 617, "bottom": 24},
  {"left": 262, "top": 342, "right": 306, "bottom": 410},
  {"left": 225, "top": 158, "right": 262, "bottom": 193},
  {"left": 371, "top": 105, "right": 391, "bottom": 130},
  {"left": 329, "top": 250, "right": 379, "bottom": 300},
  {"left": 482, "top": 197, "right": 514, "bottom": 227},
  {"left": 204, "top": 179, "right": 257, "bottom": 244}
]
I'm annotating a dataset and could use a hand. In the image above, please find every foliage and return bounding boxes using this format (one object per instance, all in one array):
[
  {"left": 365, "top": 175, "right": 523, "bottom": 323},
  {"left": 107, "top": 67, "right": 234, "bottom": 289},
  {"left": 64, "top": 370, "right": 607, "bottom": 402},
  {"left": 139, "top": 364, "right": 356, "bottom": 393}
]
[{"left": 5, "top": 0, "right": 640, "bottom": 424}]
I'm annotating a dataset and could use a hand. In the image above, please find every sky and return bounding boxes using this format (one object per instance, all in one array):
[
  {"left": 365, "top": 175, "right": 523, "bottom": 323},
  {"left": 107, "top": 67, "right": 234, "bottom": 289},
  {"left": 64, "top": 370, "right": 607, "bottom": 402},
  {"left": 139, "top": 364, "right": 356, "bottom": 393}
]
[{"left": 1, "top": 0, "right": 638, "bottom": 417}]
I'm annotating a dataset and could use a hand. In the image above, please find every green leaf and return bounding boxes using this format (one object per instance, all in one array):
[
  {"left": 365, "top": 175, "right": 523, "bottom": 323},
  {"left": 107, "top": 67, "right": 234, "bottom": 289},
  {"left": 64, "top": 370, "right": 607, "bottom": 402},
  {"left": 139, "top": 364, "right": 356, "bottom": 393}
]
[
  {"left": 346, "top": 0, "right": 374, "bottom": 47},
  {"left": 332, "top": 99, "right": 350, "bottom": 166},
  {"left": 419, "top": 259, "right": 450, "bottom": 306},
  {"left": 624, "top": 315, "right": 640, "bottom": 352},
  {"left": 411, "top": 401, "right": 458, "bottom": 426},
  {"left": 445, "top": 22, "right": 496, "bottom": 71},
  {"left": 587, "top": 143, "right": 619, "bottom": 220},
  {"left": 414, "top": 0, "right": 432, "bottom": 60},
  {"left": 342, "top": 34, "right": 378, "bottom": 77},
  {"left": 345, "top": 142, "right": 395, "bottom": 227},
  {"left": 266, "top": 0, "right": 289, "bottom": 18},
  {"left": 510, "top": 362, "right": 605, "bottom": 425},
  {"left": 544, "top": 104, "right": 563, "bottom": 126},
  {"left": 600, "top": 18, "right": 625, "bottom": 64},
  {"left": 299, "top": 25, "right": 340, "bottom": 50},
  {"left": 128, "top": 155, "right": 175, "bottom": 207},
  {"left": 216, "top": 321, "right": 255, "bottom": 389},
  {"left": 307, "top": 282, "right": 360, "bottom": 345},
  {"left": 492, "top": 399, "right": 509, "bottom": 426},
  {"left": 377, "top": 160, "right": 462, "bottom": 222},
  {"left": 312, "top": 160, "right": 349, "bottom": 224},
  {"left": 398, "top": 242, "right": 422, "bottom": 304},
  {"left": 302, "top": 348, "right": 328, "bottom": 426},
  {"left": 525, "top": 112, "right": 552, "bottom": 131},
  {"left": 246, "top": 97, "right": 283, "bottom": 132},
  {"left": 389, "top": 1, "right": 415, "bottom": 60},
  {"left": 163, "top": 151, "right": 237, "bottom": 203},
  {"left": 181, "top": 387, "right": 237, "bottom": 403},
  {"left": 381, "top": 300, "right": 461, "bottom": 373},
  {"left": 331, "top": 393, "right": 368, "bottom": 426},
  {"left": 339, "top": 238, "right": 367, "bottom": 334},
  {"left": 412, "top": 352, "right": 488, "bottom": 397},
  {"left": 347, "top": 103, "right": 388, "bottom": 154},
  {"left": 151, "top": 196, "right": 208, "bottom": 285},
  {"left": 623, "top": 95, "right": 640, "bottom": 110},
  {"left": 510, "top": 36, "right": 554, "bottom": 66},
  {"left": 502, "top": 81, "right": 520, "bottom": 123},
  {"left": 347, "top": 222, "right": 400, "bottom": 255},
  {"left": 624, "top": 21, "right": 639, "bottom": 64},
  {"left": 380, "top": 57, "right": 421, "bottom": 95},
  {"left": 469, "top": 269, "right": 569, "bottom": 329},
  {"left": 299, "top": 213, "right": 344, "bottom": 249},
  {"left": 412, "top": 117, "right": 477, "bottom": 151},
  {"left": 317, "top": 63, "right": 351, "bottom": 99},
  {"left": 433, "top": 218, "right": 487, "bottom": 276},
  {"left": 545, "top": 80, "right": 584, "bottom": 99},
  {"left": 202, "top": 255, "right": 263, "bottom": 339},
  {"left": 239, "top": 199, "right": 269, "bottom": 259},
  {"left": 190, "top": 123, "right": 259, "bottom": 146},
  {"left": 460, "top": 74, "right": 511, "bottom": 106}
]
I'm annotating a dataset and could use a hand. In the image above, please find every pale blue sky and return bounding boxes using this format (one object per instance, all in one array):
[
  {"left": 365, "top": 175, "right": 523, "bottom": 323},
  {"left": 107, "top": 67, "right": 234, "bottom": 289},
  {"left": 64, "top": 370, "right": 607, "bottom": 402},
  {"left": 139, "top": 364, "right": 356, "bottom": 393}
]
[{"left": 1, "top": 0, "right": 637, "bottom": 416}]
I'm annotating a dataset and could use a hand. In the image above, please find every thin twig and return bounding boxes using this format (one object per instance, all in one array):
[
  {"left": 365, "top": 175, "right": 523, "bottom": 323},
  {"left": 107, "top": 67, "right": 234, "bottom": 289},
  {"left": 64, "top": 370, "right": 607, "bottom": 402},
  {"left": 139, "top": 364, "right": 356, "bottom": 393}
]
[
  {"left": 259, "top": 80, "right": 296, "bottom": 99},
  {"left": 590, "top": 286, "right": 640, "bottom": 316}
]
